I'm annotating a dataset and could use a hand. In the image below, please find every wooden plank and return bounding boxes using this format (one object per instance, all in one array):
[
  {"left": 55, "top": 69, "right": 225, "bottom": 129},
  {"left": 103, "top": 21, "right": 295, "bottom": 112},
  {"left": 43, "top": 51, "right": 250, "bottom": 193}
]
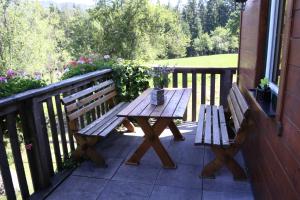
[
  {"left": 227, "top": 95, "right": 240, "bottom": 132},
  {"left": 232, "top": 83, "right": 249, "bottom": 114},
  {"left": 139, "top": 90, "right": 170, "bottom": 117},
  {"left": 7, "top": 113, "right": 30, "bottom": 199},
  {"left": 220, "top": 70, "right": 233, "bottom": 108},
  {"left": 173, "top": 89, "right": 192, "bottom": 118},
  {"left": 80, "top": 103, "right": 127, "bottom": 135},
  {"left": 150, "top": 90, "right": 176, "bottom": 117},
  {"left": 173, "top": 72, "right": 178, "bottom": 88},
  {"left": 94, "top": 116, "right": 125, "bottom": 137},
  {"left": 63, "top": 92, "right": 75, "bottom": 152},
  {"left": 201, "top": 74, "right": 206, "bottom": 104},
  {"left": 65, "top": 85, "right": 115, "bottom": 113},
  {"left": 46, "top": 98, "right": 63, "bottom": 170},
  {"left": 55, "top": 95, "right": 68, "bottom": 159},
  {"left": 229, "top": 90, "right": 244, "bottom": 125},
  {"left": 161, "top": 89, "right": 184, "bottom": 117},
  {"left": 0, "top": 126, "right": 16, "bottom": 200},
  {"left": 204, "top": 105, "right": 212, "bottom": 144},
  {"left": 212, "top": 106, "right": 221, "bottom": 145},
  {"left": 218, "top": 106, "right": 229, "bottom": 146},
  {"left": 182, "top": 73, "right": 188, "bottom": 120},
  {"left": 192, "top": 72, "right": 197, "bottom": 121},
  {"left": 33, "top": 102, "right": 54, "bottom": 177},
  {"left": 68, "top": 91, "right": 117, "bottom": 121},
  {"left": 118, "top": 88, "right": 152, "bottom": 117},
  {"left": 210, "top": 74, "right": 215, "bottom": 105},
  {"left": 195, "top": 105, "right": 206, "bottom": 145},
  {"left": 61, "top": 80, "right": 114, "bottom": 104}
]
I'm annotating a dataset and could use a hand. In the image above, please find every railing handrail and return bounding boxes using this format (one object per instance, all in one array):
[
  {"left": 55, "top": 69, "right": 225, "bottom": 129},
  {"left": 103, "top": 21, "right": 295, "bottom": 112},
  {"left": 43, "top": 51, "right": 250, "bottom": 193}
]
[
  {"left": 0, "top": 69, "right": 112, "bottom": 108},
  {"left": 172, "top": 67, "right": 237, "bottom": 73}
]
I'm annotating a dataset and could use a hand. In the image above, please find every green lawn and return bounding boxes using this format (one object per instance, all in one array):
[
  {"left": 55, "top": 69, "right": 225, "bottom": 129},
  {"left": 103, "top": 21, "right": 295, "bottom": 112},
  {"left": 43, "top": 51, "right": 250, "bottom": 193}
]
[{"left": 147, "top": 53, "right": 238, "bottom": 68}]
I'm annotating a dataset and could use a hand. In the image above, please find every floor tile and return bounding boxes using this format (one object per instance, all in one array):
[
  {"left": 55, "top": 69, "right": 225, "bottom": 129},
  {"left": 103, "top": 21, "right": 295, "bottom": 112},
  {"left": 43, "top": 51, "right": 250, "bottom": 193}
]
[
  {"left": 112, "top": 163, "right": 161, "bottom": 185},
  {"left": 203, "top": 190, "right": 254, "bottom": 200},
  {"left": 72, "top": 158, "right": 123, "bottom": 179},
  {"left": 156, "top": 163, "right": 203, "bottom": 189},
  {"left": 150, "top": 185, "right": 202, "bottom": 200},
  {"left": 97, "top": 180, "right": 153, "bottom": 200},
  {"left": 46, "top": 176, "right": 107, "bottom": 200}
]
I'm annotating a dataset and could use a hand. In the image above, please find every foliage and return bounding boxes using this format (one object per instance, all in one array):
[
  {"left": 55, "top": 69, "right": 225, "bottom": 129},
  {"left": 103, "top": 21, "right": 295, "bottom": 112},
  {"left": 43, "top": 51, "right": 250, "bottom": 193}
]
[
  {"left": 112, "top": 60, "right": 150, "bottom": 102},
  {"left": 61, "top": 56, "right": 114, "bottom": 80},
  {"left": 259, "top": 78, "right": 269, "bottom": 89},
  {"left": 0, "top": 69, "right": 46, "bottom": 98},
  {"left": 149, "top": 66, "right": 174, "bottom": 89},
  {"left": 61, "top": 56, "right": 150, "bottom": 102},
  {"left": 194, "top": 33, "right": 213, "bottom": 55},
  {"left": 90, "top": 0, "right": 189, "bottom": 61}
]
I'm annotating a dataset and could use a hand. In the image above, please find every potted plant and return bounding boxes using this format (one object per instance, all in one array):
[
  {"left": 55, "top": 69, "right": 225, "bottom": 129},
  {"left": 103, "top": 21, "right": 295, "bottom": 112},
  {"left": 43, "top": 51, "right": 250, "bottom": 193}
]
[
  {"left": 149, "top": 66, "right": 174, "bottom": 106},
  {"left": 256, "top": 77, "right": 271, "bottom": 102}
]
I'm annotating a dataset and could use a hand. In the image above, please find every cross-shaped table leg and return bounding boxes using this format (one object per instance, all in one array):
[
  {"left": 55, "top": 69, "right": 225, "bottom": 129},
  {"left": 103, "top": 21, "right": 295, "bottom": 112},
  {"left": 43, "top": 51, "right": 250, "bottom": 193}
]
[{"left": 126, "top": 117, "right": 184, "bottom": 169}]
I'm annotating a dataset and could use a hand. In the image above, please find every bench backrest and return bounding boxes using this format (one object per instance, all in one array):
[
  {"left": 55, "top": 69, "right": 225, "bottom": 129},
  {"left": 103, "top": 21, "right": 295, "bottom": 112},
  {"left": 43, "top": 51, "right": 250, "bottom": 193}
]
[
  {"left": 227, "top": 83, "right": 249, "bottom": 133},
  {"left": 62, "top": 80, "right": 117, "bottom": 121}
]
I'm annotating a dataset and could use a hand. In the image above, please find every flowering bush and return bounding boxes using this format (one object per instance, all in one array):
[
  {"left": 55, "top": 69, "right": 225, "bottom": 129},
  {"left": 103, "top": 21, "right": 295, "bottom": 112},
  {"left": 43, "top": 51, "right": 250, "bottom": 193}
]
[
  {"left": 61, "top": 56, "right": 115, "bottom": 80},
  {"left": 61, "top": 55, "right": 150, "bottom": 101},
  {"left": 149, "top": 65, "right": 174, "bottom": 89},
  {"left": 0, "top": 69, "right": 46, "bottom": 98}
]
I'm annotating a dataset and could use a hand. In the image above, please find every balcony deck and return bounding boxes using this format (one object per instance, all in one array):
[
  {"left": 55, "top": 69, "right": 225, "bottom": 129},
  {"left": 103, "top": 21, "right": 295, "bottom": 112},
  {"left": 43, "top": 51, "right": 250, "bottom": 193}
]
[{"left": 46, "top": 122, "right": 254, "bottom": 200}]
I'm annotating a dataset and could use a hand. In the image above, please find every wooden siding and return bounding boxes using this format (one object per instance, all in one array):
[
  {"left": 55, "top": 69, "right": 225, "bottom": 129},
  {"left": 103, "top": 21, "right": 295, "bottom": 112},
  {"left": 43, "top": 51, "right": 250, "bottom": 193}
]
[{"left": 239, "top": 0, "right": 300, "bottom": 199}]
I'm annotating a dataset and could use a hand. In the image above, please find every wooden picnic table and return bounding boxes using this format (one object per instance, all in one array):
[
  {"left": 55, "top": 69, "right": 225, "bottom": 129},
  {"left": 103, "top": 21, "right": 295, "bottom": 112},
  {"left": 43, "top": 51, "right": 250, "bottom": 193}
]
[{"left": 118, "top": 88, "right": 192, "bottom": 169}]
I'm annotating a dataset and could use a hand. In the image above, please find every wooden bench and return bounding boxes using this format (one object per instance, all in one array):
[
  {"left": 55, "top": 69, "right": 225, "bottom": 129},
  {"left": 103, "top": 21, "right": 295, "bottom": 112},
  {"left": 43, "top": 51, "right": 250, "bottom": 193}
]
[
  {"left": 62, "top": 79, "right": 135, "bottom": 167},
  {"left": 195, "top": 83, "right": 249, "bottom": 180}
]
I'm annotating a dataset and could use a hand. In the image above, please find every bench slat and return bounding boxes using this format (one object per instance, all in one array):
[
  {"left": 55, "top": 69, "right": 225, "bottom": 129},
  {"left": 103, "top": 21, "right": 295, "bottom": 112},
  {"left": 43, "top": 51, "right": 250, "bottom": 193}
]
[
  {"left": 229, "top": 90, "right": 244, "bottom": 125},
  {"left": 62, "top": 80, "right": 114, "bottom": 104},
  {"left": 195, "top": 105, "right": 206, "bottom": 145},
  {"left": 68, "top": 91, "right": 117, "bottom": 121},
  {"left": 93, "top": 116, "right": 126, "bottom": 137},
  {"left": 204, "top": 105, "right": 212, "bottom": 144},
  {"left": 212, "top": 106, "right": 220, "bottom": 145},
  {"left": 232, "top": 83, "right": 249, "bottom": 114},
  {"left": 218, "top": 106, "right": 229, "bottom": 146},
  {"left": 65, "top": 85, "right": 115, "bottom": 113},
  {"left": 79, "top": 102, "right": 128, "bottom": 135},
  {"left": 227, "top": 95, "right": 240, "bottom": 132}
]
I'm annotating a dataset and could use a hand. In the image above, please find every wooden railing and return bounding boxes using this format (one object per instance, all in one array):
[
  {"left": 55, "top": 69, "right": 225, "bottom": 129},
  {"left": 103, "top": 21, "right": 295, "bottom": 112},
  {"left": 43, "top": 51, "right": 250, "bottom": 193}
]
[
  {"left": 0, "top": 69, "right": 112, "bottom": 200},
  {"left": 0, "top": 67, "right": 236, "bottom": 200},
  {"left": 166, "top": 67, "right": 237, "bottom": 121}
]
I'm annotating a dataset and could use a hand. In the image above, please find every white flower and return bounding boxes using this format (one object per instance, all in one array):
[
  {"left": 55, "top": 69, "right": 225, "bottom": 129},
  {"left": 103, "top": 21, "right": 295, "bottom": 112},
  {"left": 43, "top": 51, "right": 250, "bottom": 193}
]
[
  {"left": 103, "top": 55, "right": 110, "bottom": 60},
  {"left": 117, "top": 58, "right": 124, "bottom": 63},
  {"left": 64, "top": 68, "right": 70, "bottom": 73}
]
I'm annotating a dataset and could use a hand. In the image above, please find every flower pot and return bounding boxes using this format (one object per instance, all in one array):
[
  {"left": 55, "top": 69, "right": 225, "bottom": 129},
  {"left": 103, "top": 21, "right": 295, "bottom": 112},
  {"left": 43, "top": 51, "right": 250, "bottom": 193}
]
[
  {"left": 150, "top": 88, "right": 164, "bottom": 105},
  {"left": 256, "top": 87, "right": 271, "bottom": 102}
]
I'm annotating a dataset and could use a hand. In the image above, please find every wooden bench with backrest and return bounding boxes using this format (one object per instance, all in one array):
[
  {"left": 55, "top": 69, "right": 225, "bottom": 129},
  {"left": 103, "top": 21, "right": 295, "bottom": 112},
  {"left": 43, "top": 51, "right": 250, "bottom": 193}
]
[
  {"left": 195, "top": 83, "right": 249, "bottom": 180},
  {"left": 62, "top": 79, "right": 135, "bottom": 167}
]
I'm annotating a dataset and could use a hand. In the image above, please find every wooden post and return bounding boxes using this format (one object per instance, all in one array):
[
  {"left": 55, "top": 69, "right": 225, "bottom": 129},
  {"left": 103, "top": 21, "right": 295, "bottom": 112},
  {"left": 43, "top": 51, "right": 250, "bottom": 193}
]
[{"left": 220, "top": 70, "right": 233, "bottom": 109}]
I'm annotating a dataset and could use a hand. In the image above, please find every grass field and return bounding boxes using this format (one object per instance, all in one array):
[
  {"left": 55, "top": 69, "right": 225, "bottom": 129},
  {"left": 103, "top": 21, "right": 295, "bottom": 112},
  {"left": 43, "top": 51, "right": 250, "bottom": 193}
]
[{"left": 147, "top": 53, "right": 238, "bottom": 68}]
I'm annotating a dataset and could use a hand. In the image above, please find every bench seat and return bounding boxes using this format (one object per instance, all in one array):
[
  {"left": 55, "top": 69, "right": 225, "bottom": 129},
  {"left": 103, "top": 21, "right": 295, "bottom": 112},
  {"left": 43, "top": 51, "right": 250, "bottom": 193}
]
[
  {"left": 78, "top": 102, "right": 129, "bottom": 137},
  {"left": 195, "top": 105, "right": 230, "bottom": 147}
]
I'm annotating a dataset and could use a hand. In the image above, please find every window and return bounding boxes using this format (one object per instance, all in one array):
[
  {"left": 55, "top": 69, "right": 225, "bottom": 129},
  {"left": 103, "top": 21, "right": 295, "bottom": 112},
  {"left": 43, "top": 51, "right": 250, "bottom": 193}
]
[{"left": 265, "top": 0, "right": 286, "bottom": 94}]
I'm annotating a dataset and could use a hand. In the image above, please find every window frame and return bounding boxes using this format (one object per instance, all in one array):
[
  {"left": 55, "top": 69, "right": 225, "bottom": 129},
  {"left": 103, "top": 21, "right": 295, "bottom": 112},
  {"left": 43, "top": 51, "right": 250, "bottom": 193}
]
[{"left": 265, "top": 0, "right": 285, "bottom": 95}]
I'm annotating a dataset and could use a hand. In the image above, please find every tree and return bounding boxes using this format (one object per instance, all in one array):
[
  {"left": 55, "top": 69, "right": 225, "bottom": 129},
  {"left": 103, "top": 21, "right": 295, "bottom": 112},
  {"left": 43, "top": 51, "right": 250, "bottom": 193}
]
[
  {"left": 210, "top": 27, "right": 230, "bottom": 54},
  {"left": 194, "top": 32, "right": 212, "bottom": 55},
  {"left": 226, "top": 11, "right": 240, "bottom": 37}
]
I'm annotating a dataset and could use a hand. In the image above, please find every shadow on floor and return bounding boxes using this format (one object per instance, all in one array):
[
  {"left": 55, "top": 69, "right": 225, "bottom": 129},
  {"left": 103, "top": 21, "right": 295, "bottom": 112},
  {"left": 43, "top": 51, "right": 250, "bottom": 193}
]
[{"left": 46, "top": 122, "right": 253, "bottom": 200}]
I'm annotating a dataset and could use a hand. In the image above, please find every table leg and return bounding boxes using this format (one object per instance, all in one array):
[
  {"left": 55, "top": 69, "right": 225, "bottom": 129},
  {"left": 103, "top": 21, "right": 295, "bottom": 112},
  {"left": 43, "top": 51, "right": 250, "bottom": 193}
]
[
  {"left": 126, "top": 117, "right": 176, "bottom": 169},
  {"left": 168, "top": 121, "right": 185, "bottom": 141}
]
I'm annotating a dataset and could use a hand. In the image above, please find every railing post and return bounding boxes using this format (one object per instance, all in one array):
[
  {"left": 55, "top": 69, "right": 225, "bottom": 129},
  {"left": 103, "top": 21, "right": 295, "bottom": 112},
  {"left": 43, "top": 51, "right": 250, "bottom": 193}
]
[
  {"left": 220, "top": 69, "right": 234, "bottom": 109},
  {"left": 20, "top": 101, "right": 51, "bottom": 190}
]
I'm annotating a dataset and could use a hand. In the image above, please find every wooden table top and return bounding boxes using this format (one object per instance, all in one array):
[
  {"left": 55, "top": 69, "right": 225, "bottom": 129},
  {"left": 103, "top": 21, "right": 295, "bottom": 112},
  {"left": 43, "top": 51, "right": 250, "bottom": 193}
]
[{"left": 118, "top": 88, "right": 192, "bottom": 119}]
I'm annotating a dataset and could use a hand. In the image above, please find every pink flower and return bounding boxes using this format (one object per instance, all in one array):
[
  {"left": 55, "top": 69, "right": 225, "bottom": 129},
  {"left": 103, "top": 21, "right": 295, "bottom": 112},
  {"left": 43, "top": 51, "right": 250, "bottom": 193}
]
[
  {"left": 34, "top": 72, "right": 42, "bottom": 80},
  {"left": 6, "top": 69, "right": 15, "bottom": 78},
  {"left": 25, "top": 143, "right": 33, "bottom": 150},
  {"left": 0, "top": 76, "right": 7, "bottom": 83},
  {"left": 68, "top": 60, "right": 78, "bottom": 67}
]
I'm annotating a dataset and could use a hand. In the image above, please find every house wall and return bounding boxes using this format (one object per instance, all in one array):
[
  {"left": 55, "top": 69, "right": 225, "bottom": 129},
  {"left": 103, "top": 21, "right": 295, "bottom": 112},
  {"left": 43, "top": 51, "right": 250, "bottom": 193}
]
[{"left": 239, "top": 0, "right": 300, "bottom": 199}]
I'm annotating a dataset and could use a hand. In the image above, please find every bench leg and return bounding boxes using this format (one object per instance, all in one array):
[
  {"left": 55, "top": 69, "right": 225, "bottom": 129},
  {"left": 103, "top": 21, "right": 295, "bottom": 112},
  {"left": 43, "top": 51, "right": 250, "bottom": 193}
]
[
  {"left": 72, "top": 134, "right": 107, "bottom": 168},
  {"left": 123, "top": 118, "right": 135, "bottom": 133},
  {"left": 201, "top": 146, "right": 247, "bottom": 180}
]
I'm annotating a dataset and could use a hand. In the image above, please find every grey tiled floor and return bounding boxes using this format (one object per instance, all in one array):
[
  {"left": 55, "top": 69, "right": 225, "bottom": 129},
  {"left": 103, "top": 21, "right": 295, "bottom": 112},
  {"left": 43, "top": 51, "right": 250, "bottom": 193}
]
[{"left": 47, "top": 122, "right": 254, "bottom": 200}]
